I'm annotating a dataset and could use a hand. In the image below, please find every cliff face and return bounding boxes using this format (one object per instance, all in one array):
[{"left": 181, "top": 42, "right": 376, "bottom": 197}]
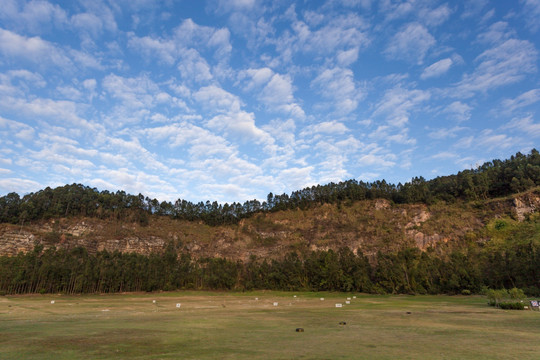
[{"left": 1, "top": 190, "right": 538, "bottom": 260}]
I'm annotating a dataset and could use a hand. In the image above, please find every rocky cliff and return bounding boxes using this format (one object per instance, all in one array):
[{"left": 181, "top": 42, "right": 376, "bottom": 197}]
[{"left": 1, "top": 190, "right": 539, "bottom": 260}]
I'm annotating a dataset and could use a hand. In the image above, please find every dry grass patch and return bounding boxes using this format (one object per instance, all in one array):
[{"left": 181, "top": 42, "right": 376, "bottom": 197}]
[{"left": 1, "top": 292, "right": 539, "bottom": 359}]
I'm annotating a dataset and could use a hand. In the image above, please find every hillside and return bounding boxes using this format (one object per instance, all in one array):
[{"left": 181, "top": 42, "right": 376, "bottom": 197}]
[{"left": 1, "top": 188, "right": 538, "bottom": 261}]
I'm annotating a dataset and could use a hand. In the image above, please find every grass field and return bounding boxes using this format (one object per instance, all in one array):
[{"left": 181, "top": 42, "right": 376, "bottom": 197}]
[{"left": 1, "top": 291, "right": 539, "bottom": 359}]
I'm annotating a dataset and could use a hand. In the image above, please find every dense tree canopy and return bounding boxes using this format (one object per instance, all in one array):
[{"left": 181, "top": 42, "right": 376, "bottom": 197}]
[{"left": 0, "top": 237, "right": 538, "bottom": 296}]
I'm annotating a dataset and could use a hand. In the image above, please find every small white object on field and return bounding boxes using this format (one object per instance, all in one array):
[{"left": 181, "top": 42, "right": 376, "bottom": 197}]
[
  {"left": 255, "top": 297, "right": 258, "bottom": 300},
  {"left": 273, "top": 302, "right": 278, "bottom": 306},
  {"left": 335, "top": 303, "right": 343, "bottom": 308},
  {"left": 320, "top": 298, "right": 324, "bottom": 301},
  {"left": 153, "top": 300, "right": 156, "bottom": 304},
  {"left": 347, "top": 297, "right": 351, "bottom": 300},
  {"left": 346, "top": 300, "right": 351, "bottom": 304},
  {"left": 353, "top": 296, "right": 356, "bottom": 299},
  {"left": 176, "top": 303, "right": 181, "bottom": 308},
  {"left": 50, "top": 300, "right": 55, "bottom": 304},
  {"left": 294, "top": 295, "right": 297, "bottom": 298}
]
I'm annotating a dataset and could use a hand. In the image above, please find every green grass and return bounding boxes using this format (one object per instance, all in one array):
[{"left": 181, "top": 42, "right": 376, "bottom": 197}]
[{"left": 1, "top": 292, "right": 539, "bottom": 359}]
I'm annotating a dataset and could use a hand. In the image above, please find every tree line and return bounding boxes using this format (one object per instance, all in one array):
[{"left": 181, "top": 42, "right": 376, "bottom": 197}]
[
  {"left": 1, "top": 150, "right": 539, "bottom": 226},
  {"left": 1, "top": 237, "right": 538, "bottom": 296}
]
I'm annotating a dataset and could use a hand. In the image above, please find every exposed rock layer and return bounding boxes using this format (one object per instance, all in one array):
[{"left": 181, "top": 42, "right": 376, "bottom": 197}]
[{"left": 0, "top": 191, "right": 537, "bottom": 260}]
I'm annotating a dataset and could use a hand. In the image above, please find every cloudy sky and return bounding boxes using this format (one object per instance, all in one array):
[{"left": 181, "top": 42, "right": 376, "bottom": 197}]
[{"left": 1, "top": 0, "right": 539, "bottom": 203}]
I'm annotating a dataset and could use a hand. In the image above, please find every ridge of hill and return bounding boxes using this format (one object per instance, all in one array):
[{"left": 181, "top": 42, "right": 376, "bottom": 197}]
[
  {"left": 1, "top": 149, "right": 539, "bottom": 262},
  {"left": 1, "top": 188, "right": 538, "bottom": 261}
]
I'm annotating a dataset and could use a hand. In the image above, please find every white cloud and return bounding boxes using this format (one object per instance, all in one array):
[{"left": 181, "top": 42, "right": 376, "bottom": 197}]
[
  {"left": 444, "top": 101, "right": 472, "bottom": 122},
  {"left": 274, "top": 12, "right": 369, "bottom": 65},
  {"left": 461, "top": 0, "right": 488, "bottom": 19},
  {"left": 0, "top": 177, "right": 42, "bottom": 194},
  {"left": 69, "top": 49, "right": 103, "bottom": 70},
  {"left": 385, "top": 23, "right": 435, "bottom": 65},
  {"left": 103, "top": 74, "right": 159, "bottom": 108},
  {"left": 0, "top": 28, "right": 71, "bottom": 67},
  {"left": 0, "top": 0, "right": 67, "bottom": 33},
  {"left": 336, "top": 47, "right": 359, "bottom": 66},
  {"left": 127, "top": 33, "right": 177, "bottom": 65},
  {"left": 333, "top": 0, "right": 372, "bottom": 8},
  {"left": 174, "top": 19, "right": 232, "bottom": 58},
  {"left": 476, "top": 130, "right": 515, "bottom": 150},
  {"left": 380, "top": 0, "right": 415, "bottom": 21},
  {"left": 239, "top": 68, "right": 305, "bottom": 118},
  {"left": 421, "top": 58, "right": 453, "bottom": 79},
  {"left": 0, "top": 116, "right": 35, "bottom": 141},
  {"left": 311, "top": 67, "right": 362, "bottom": 115},
  {"left": 240, "top": 68, "right": 273, "bottom": 90},
  {"left": 420, "top": 4, "right": 452, "bottom": 27},
  {"left": 71, "top": 12, "right": 104, "bottom": 38},
  {"left": 128, "top": 18, "right": 232, "bottom": 67},
  {"left": 177, "top": 49, "right": 213, "bottom": 83},
  {"left": 276, "top": 166, "right": 315, "bottom": 192},
  {"left": 380, "top": 1, "right": 451, "bottom": 27},
  {"left": 428, "top": 126, "right": 467, "bottom": 139},
  {"left": 454, "top": 39, "right": 538, "bottom": 98},
  {"left": 259, "top": 73, "right": 294, "bottom": 105},
  {"left": 212, "top": 0, "right": 257, "bottom": 13},
  {"left": 373, "top": 86, "right": 431, "bottom": 127},
  {"left": 455, "top": 130, "right": 515, "bottom": 150},
  {"left": 262, "top": 75, "right": 304, "bottom": 118},
  {"left": 101, "top": 74, "right": 187, "bottom": 125},
  {"left": 6, "top": 69, "right": 46, "bottom": 88},
  {"left": 499, "top": 89, "right": 540, "bottom": 115},
  {"left": 504, "top": 115, "right": 540, "bottom": 138},
  {"left": 193, "top": 85, "right": 242, "bottom": 113},
  {"left": 476, "top": 21, "right": 515, "bottom": 44},
  {"left": 300, "top": 121, "right": 349, "bottom": 138},
  {"left": 93, "top": 167, "right": 178, "bottom": 200},
  {"left": 197, "top": 156, "right": 261, "bottom": 179},
  {"left": 357, "top": 172, "right": 379, "bottom": 181},
  {"left": 0, "top": 96, "right": 95, "bottom": 131},
  {"left": 207, "top": 111, "right": 275, "bottom": 147},
  {"left": 431, "top": 151, "right": 458, "bottom": 160},
  {"left": 106, "top": 136, "right": 171, "bottom": 173},
  {"left": 358, "top": 153, "right": 396, "bottom": 168},
  {"left": 521, "top": 0, "right": 540, "bottom": 32},
  {"left": 262, "top": 118, "right": 296, "bottom": 146}
]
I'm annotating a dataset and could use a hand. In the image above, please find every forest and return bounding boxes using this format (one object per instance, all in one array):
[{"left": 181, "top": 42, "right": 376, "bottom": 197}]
[
  {"left": 1, "top": 150, "right": 539, "bottom": 226},
  {"left": 0, "top": 225, "right": 538, "bottom": 296}
]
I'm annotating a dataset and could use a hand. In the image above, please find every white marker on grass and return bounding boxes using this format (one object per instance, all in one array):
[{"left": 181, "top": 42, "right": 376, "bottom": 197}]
[{"left": 176, "top": 303, "right": 181, "bottom": 308}]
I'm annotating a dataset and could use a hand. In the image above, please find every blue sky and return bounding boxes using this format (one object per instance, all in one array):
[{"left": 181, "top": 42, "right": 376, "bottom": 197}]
[{"left": 0, "top": 0, "right": 539, "bottom": 203}]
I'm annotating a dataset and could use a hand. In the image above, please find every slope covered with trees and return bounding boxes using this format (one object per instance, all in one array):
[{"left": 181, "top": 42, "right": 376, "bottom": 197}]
[{"left": 1, "top": 214, "right": 538, "bottom": 296}]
